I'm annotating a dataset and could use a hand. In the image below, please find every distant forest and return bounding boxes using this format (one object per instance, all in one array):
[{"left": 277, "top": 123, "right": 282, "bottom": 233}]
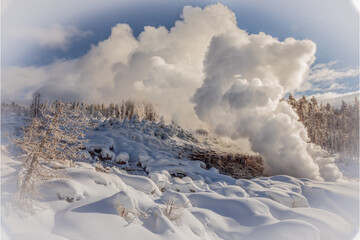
[
  {"left": 286, "top": 94, "right": 359, "bottom": 159},
  {"left": 2, "top": 94, "right": 359, "bottom": 158},
  {"left": 2, "top": 96, "right": 158, "bottom": 122}
]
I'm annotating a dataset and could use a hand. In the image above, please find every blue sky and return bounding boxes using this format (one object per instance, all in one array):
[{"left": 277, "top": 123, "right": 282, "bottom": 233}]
[
  {"left": 1, "top": 0, "right": 359, "bottom": 102},
  {"left": 3, "top": 0, "right": 359, "bottom": 66}
]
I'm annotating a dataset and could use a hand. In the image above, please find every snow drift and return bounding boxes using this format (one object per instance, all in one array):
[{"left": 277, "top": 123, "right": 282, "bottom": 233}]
[{"left": 1, "top": 117, "right": 358, "bottom": 240}]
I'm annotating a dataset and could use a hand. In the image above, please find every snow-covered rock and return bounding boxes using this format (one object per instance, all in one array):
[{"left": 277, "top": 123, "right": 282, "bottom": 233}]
[{"left": 115, "top": 152, "right": 130, "bottom": 165}]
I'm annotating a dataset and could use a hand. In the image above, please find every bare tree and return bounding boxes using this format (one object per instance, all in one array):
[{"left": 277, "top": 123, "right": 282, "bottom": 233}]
[
  {"left": 13, "top": 101, "right": 90, "bottom": 213},
  {"left": 30, "top": 93, "right": 42, "bottom": 118}
]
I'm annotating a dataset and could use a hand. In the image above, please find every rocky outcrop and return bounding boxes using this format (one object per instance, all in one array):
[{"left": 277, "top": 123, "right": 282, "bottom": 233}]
[{"left": 182, "top": 146, "right": 263, "bottom": 179}]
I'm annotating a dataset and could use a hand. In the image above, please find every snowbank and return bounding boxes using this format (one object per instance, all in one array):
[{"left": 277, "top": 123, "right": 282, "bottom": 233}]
[{"left": 1, "top": 116, "right": 358, "bottom": 240}]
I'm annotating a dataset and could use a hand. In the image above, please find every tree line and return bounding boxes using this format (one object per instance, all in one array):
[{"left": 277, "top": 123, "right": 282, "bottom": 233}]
[
  {"left": 2, "top": 97, "right": 158, "bottom": 122},
  {"left": 286, "top": 94, "right": 359, "bottom": 159},
  {"left": 67, "top": 100, "right": 158, "bottom": 122},
  {"left": 2, "top": 94, "right": 358, "bottom": 159}
]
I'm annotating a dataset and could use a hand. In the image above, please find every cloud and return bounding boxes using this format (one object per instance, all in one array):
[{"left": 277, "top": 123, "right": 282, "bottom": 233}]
[
  {"left": 308, "top": 62, "right": 359, "bottom": 82},
  {"left": 2, "top": 4, "right": 342, "bottom": 181},
  {"left": 308, "top": 91, "right": 360, "bottom": 108},
  {"left": 2, "top": 66, "right": 48, "bottom": 100},
  {"left": 12, "top": 24, "right": 92, "bottom": 50},
  {"left": 299, "top": 61, "right": 359, "bottom": 92},
  {"left": 3, "top": 4, "right": 237, "bottom": 128}
]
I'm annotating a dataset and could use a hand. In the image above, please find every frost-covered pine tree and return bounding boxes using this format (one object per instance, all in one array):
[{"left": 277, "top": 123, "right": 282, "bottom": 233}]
[
  {"left": 14, "top": 101, "right": 90, "bottom": 213},
  {"left": 287, "top": 95, "right": 359, "bottom": 160}
]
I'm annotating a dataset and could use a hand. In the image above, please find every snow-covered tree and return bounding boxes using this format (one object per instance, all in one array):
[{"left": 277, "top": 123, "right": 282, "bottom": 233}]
[
  {"left": 286, "top": 95, "right": 359, "bottom": 160},
  {"left": 14, "top": 101, "right": 90, "bottom": 213},
  {"left": 286, "top": 93, "right": 298, "bottom": 109},
  {"left": 144, "top": 102, "right": 157, "bottom": 122},
  {"left": 124, "top": 100, "right": 135, "bottom": 119},
  {"left": 30, "top": 93, "right": 42, "bottom": 118}
]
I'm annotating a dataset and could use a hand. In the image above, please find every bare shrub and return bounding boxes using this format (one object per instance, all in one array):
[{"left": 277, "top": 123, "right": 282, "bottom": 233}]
[
  {"left": 116, "top": 205, "right": 148, "bottom": 222},
  {"left": 116, "top": 205, "right": 138, "bottom": 222},
  {"left": 94, "top": 162, "right": 110, "bottom": 173},
  {"left": 162, "top": 196, "right": 185, "bottom": 225}
]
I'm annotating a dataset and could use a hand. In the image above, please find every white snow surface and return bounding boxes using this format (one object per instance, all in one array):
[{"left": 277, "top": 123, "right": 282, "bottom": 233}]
[{"left": 1, "top": 117, "right": 359, "bottom": 240}]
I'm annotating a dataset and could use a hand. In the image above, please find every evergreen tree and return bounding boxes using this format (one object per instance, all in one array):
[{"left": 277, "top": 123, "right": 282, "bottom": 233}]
[{"left": 286, "top": 95, "right": 359, "bottom": 159}]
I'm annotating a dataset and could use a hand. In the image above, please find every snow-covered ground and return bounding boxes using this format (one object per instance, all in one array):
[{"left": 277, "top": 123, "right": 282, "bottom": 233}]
[{"left": 1, "top": 116, "right": 359, "bottom": 240}]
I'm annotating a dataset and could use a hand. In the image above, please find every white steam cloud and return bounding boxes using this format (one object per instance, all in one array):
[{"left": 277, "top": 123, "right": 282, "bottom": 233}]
[
  {"left": 2, "top": 4, "right": 342, "bottom": 181},
  {"left": 192, "top": 27, "right": 342, "bottom": 181},
  {"left": 8, "top": 24, "right": 92, "bottom": 50}
]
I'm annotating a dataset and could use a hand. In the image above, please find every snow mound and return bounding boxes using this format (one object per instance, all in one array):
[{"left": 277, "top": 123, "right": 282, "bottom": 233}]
[
  {"left": 1, "top": 115, "right": 359, "bottom": 240},
  {"left": 116, "top": 152, "right": 130, "bottom": 165},
  {"left": 39, "top": 179, "right": 87, "bottom": 202},
  {"left": 110, "top": 168, "right": 161, "bottom": 195},
  {"left": 1, "top": 151, "right": 359, "bottom": 240}
]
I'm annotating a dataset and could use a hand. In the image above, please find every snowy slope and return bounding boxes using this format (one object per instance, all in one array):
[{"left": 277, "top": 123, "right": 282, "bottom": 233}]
[{"left": 1, "top": 116, "right": 359, "bottom": 240}]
